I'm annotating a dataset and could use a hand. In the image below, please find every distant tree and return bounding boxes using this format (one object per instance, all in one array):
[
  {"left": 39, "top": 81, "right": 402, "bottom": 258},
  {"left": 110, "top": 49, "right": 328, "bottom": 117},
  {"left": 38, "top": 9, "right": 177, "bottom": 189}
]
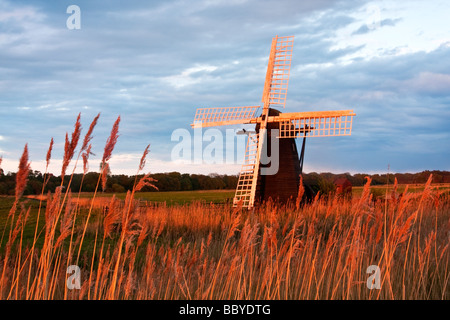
[
  {"left": 190, "top": 175, "right": 200, "bottom": 190},
  {"left": 222, "top": 175, "right": 238, "bottom": 189},
  {"left": 29, "top": 180, "right": 43, "bottom": 195},
  {"left": 317, "top": 175, "right": 336, "bottom": 196},
  {"left": 111, "top": 183, "right": 125, "bottom": 193},
  {"left": 180, "top": 173, "right": 192, "bottom": 191}
]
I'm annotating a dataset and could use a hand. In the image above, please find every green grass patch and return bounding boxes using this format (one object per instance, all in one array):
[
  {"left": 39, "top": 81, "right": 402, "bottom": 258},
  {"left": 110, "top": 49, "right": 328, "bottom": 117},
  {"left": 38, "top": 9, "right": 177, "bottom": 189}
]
[{"left": 77, "top": 189, "right": 236, "bottom": 205}]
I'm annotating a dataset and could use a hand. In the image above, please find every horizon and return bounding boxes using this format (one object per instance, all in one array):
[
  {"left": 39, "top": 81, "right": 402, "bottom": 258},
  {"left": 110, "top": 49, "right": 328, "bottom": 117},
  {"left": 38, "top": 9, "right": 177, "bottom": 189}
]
[{"left": 1, "top": 1, "right": 449, "bottom": 176}]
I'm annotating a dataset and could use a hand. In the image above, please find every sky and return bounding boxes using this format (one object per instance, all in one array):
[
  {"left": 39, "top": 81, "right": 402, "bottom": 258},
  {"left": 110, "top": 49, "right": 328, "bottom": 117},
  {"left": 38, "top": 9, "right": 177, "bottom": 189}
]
[{"left": 0, "top": 0, "right": 449, "bottom": 176}]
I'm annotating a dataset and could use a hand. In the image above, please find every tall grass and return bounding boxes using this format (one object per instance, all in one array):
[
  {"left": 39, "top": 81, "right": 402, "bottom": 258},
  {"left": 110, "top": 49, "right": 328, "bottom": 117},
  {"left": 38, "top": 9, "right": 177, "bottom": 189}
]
[{"left": 0, "top": 115, "right": 448, "bottom": 300}]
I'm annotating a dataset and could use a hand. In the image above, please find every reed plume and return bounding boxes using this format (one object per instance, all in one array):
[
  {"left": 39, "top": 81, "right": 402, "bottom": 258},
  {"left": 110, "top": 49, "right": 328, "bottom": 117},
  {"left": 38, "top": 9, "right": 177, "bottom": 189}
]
[
  {"left": 61, "top": 113, "right": 82, "bottom": 178},
  {"left": 7, "top": 144, "right": 30, "bottom": 219},
  {"left": 135, "top": 173, "right": 158, "bottom": 192},
  {"left": 74, "top": 113, "right": 99, "bottom": 189},
  {"left": 70, "top": 113, "right": 82, "bottom": 154},
  {"left": 102, "top": 116, "right": 120, "bottom": 165},
  {"left": 81, "top": 113, "right": 100, "bottom": 152},
  {"left": 15, "top": 144, "right": 31, "bottom": 202},
  {"left": 296, "top": 174, "right": 304, "bottom": 210},
  {"left": 100, "top": 116, "right": 120, "bottom": 190},
  {"left": 46, "top": 138, "right": 54, "bottom": 171},
  {"left": 139, "top": 144, "right": 150, "bottom": 172},
  {"left": 82, "top": 144, "right": 93, "bottom": 175}
]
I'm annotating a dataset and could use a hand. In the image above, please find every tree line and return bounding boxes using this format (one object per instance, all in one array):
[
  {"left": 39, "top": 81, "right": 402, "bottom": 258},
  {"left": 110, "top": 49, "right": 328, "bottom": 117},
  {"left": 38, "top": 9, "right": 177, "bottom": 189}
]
[
  {"left": 0, "top": 170, "right": 238, "bottom": 195},
  {"left": 0, "top": 169, "right": 449, "bottom": 196}
]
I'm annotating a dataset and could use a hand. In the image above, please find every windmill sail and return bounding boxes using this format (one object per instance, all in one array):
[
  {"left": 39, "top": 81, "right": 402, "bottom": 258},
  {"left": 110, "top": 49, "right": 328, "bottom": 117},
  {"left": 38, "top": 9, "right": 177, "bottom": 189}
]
[
  {"left": 191, "top": 106, "right": 260, "bottom": 128},
  {"left": 262, "top": 36, "right": 294, "bottom": 109},
  {"left": 273, "top": 110, "right": 355, "bottom": 138},
  {"left": 250, "top": 110, "right": 356, "bottom": 138}
]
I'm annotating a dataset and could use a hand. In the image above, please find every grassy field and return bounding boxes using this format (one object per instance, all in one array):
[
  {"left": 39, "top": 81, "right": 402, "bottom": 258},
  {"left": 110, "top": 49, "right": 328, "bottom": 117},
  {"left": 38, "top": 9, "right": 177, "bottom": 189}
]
[
  {"left": 20, "top": 182, "right": 450, "bottom": 205},
  {"left": 88, "top": 189, "right": 236, "bottom": 205},
  {"left": 3, "top": 183, "right": 447, "bottom": 253}
]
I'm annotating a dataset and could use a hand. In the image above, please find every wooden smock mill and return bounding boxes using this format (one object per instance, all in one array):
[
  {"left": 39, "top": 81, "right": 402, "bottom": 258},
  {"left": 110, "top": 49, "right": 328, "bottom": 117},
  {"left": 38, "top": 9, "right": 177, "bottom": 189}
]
[{"left": 191, "top": 36, "right": 356, "bottom": 208}]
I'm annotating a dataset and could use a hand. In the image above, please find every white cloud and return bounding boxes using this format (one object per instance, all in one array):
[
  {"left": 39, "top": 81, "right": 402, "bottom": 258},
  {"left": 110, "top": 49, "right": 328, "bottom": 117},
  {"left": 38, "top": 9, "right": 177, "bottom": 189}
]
[
  {"left": 163, "top": 65, "right": 218, "bottom": 89},
  {"left": 0, "top": 4, "right": 61, "bottom": 56},
  {"left": 35, "top": 101, "right": 72, "bottom": 111},
  {"left": 0, "top": 5, "right": 43, "bottom": 24},
  {"left": 330, "top": 1, "right": 450, "bottom": 62}
]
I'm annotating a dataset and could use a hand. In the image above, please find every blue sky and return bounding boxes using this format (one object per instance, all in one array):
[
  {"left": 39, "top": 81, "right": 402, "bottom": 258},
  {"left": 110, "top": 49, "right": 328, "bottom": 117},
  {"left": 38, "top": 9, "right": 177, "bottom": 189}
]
[{"left": 1, "top": 0, "right": 449, "bottom": 176}]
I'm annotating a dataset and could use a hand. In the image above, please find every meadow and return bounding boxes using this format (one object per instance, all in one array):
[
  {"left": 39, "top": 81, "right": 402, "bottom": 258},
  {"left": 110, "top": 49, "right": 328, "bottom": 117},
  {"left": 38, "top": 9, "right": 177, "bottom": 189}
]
[{"left": 0, "top": 114, "right": 448, "bottom": 300}]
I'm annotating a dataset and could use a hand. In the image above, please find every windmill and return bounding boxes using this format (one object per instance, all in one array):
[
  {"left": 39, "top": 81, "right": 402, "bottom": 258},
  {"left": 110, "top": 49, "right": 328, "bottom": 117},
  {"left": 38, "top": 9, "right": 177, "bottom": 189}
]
[{"left": 191, "top": 35, "right": 355, "bottom": 208}]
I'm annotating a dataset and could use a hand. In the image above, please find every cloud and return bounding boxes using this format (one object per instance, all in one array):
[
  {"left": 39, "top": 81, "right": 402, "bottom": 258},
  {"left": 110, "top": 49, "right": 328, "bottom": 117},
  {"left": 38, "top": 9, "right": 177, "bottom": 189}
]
[
  {"left": 163, "top": 64, "right": 219, "bottom": 89},
  {"left": 381, "top": 18, "right": 402, "bottom": 27},
  {"left": 351, "top": 18, "right": 402, "bottom": 35}
]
